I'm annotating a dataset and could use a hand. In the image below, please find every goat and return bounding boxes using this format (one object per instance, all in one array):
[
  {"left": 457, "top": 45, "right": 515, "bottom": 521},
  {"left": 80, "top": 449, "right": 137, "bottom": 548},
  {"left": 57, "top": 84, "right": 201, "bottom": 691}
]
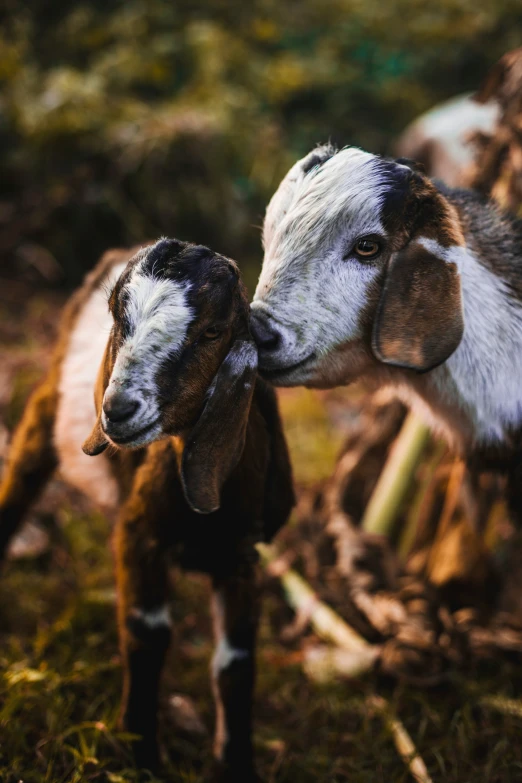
[
  {"left": 250, "top": 144, "right": 522, "bottom": 526},
  {"left": 395, "top": 92, "right": 499, "bottom": 186},
  {"left": 0, "top": 238, "right": 295, "bottom": 779}
]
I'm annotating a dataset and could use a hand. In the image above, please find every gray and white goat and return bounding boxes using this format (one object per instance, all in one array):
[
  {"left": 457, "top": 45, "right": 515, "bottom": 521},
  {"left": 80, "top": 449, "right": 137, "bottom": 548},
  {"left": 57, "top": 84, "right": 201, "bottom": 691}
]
[{"left": 251, "top": 144, "right": 522, "bottom": 523}]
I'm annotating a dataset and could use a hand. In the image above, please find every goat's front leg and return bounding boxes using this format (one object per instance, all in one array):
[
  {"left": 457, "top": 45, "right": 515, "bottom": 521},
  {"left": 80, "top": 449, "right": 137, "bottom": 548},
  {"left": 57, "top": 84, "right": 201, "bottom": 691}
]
[
  {"left": 210, "top": 562, "right": 261, "bottom": 782},
  {"left": 114, "top": 507, "right": 171, "bottom": 773}
]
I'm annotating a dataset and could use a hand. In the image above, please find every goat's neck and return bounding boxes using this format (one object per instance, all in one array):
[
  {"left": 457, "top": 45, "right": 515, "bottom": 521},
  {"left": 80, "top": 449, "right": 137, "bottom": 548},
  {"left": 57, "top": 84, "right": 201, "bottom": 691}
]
[{"left": 391, "top": 245, "right": 522, "bottom": 452}]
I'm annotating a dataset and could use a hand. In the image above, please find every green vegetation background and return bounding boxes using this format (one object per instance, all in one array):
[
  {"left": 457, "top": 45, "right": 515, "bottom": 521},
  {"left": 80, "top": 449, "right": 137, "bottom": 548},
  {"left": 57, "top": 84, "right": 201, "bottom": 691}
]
[{"left": 2, "top": 0, "right": 522, "bottom": 290}]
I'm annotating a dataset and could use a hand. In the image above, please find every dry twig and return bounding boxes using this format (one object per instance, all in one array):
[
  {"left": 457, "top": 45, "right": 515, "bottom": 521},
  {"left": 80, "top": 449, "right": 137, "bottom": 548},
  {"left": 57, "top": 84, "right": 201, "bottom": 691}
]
[{"left": 368, "top": 695, "right": 433, "bottom": 783}]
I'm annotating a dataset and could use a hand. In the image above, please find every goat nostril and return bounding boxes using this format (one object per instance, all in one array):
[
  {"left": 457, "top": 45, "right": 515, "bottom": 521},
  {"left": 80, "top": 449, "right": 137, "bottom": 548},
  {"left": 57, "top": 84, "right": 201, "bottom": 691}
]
[
  {"left": 251, "top": 316, "right": 281, "bottom": 351},
  {"left": 103, "top": 395, "right": 139, "bottom": 424}
]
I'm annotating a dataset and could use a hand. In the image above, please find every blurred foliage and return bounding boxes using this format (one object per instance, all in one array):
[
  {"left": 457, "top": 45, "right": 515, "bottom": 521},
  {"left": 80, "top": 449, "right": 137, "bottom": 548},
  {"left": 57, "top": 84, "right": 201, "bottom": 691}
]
[{"left": 1, "top": 0, "right": 522, "bottom": 287}]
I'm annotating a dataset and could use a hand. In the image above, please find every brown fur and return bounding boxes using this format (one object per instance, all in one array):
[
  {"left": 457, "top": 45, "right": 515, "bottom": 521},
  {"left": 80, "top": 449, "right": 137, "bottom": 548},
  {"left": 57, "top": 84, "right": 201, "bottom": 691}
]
[
  {"left": 372, "top": 241, "right": 464, "bottom": 372},
  {"left": 0, "top": 247, "right": 139, "bottom": 558}
]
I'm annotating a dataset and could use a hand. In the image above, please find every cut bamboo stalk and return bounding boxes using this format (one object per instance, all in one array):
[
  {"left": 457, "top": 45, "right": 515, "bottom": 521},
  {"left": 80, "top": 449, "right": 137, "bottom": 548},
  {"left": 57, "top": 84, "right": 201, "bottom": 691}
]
[
  {"left": 361, "top": 412, "right": 431, "bottom": 537},
  {"left": 369, "top": 695, "right": 433, "bottom": 783},
  {"left": 397, "top": 441, "right": 446, "bottom": 562},
  {"left": 257, "top": 542, "right": 379, "bottom": 670}
]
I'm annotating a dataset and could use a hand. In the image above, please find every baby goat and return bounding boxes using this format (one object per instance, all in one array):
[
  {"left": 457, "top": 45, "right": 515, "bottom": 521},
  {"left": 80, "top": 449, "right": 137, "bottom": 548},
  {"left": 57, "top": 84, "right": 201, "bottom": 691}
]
[
  {"left": 0, "top": 238, "right": 294, "bottom": 779},
  {"left": 251, "top": 144, "right": 522, "bottom": 524}
]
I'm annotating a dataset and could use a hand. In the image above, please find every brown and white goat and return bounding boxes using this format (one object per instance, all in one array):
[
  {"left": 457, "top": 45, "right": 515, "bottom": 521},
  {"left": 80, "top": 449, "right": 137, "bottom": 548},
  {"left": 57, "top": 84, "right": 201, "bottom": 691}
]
[
  {"left": 250, "top": 145, "right": 522, "bottom": 525},
  {"left": 395, "top": 93, "right": 499, "bottom": 186},
  {"left": 0, "top": 238, "right": 294, "bottom": 779}
]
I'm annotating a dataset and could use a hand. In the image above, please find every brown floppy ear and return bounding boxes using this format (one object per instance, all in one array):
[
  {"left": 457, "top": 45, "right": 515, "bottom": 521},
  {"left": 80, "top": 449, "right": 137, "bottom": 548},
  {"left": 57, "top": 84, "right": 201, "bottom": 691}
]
[
  {"left": 372, "top": 242, "right": 464, "bottom": 372},
  {"left": 82, "top": 344, "right": 111, "bottom": 456},
  {"left": 181, "top": 340, "right": 258, "bottom": 514}
]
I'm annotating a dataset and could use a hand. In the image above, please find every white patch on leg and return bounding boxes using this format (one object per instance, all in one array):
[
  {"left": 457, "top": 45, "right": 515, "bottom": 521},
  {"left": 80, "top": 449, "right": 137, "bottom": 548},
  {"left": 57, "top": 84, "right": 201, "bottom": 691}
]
[
  {"left": 212, "top": 638, "right": 249, "bottom": 673},
  {"left": 130, "top": 604, "right": 172, "bottom": 629},
  {"left": 211, "top": 591, "right": 250, "bottom": 674},
  {"left": 54, "top": 263, "right": 126, "bottom": 510}
]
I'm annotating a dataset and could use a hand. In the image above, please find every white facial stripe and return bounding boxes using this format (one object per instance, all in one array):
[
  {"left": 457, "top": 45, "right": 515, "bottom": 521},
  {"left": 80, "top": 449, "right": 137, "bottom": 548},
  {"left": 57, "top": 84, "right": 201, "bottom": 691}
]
[
  {"left": 131, "top": 605, "right": 172, "bottom": 629},
  {"left": 108, "top": 261, "right": 192, "bottom": 410}
]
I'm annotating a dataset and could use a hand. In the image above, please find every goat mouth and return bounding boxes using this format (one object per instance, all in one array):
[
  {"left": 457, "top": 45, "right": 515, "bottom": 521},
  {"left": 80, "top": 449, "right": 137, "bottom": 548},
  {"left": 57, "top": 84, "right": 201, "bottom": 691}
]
[
  {"left": 260, "top": 352, "right": 317, "bottom": 381},
  {"left": 107, "top": 418, "right": 161, "bottom": 447}
]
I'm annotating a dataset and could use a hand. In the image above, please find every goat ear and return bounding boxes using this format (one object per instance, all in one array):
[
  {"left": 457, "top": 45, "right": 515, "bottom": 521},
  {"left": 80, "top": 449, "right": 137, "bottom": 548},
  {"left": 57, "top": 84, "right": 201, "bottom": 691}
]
[
  {"left": 82, "top": 344, "right": 110, "bottom": 456},
  {"left": 181, "top": 340, "right": 258, "bottom": 514},
  {"left": 395, "top": 157, "right": 426, "bottom": 174},
  {"left": 372, "top": 242, "right": 464, "bottom": 372},
  {"left": 82, "top": 417, "right": 109, "bottom": 456}
]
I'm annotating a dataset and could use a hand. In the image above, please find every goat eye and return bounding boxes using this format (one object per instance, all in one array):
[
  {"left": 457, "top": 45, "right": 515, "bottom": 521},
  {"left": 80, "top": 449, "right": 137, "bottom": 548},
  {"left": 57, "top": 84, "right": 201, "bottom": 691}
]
[
  {"left": 203, "top": 326, "right": 222, "bottom": 340},
  {"left": 353, "top": 238, "right": 381, "bottom": 259}
]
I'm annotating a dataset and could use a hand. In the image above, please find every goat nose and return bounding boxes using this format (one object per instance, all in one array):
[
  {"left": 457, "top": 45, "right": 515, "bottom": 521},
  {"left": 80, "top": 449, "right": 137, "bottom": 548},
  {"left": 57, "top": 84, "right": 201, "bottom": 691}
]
[
  {"left": 103, "top": 393, "right": 139, "bottom": 423},
  {"left": 251, "top": 313, "right": 281, "bottom": 351}
]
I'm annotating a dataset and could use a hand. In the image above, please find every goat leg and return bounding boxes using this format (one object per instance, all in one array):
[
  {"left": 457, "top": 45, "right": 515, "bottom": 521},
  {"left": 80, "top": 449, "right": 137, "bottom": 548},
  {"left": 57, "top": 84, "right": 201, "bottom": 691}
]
[
  {"left": 0, "top": 377, "right": 58, "bottom": 563},
  {"left": 210, "top": 561, "right": 261, "bottom": 782},
  {"left": 114, "top": 504, "right": 171, "bottom": 773}
]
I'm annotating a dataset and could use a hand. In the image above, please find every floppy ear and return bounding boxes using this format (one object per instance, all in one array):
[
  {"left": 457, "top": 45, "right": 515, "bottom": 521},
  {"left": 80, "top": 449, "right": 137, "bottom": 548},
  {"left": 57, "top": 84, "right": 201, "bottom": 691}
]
[
  {"left": 372, "top": 242, "right": 464, "bottom": 372},
  {"left": 82, "top": 344, "right": 111, "bottom": 456},
  {"left": 181, "top": 340, "right": 258, "bottom": 514}
]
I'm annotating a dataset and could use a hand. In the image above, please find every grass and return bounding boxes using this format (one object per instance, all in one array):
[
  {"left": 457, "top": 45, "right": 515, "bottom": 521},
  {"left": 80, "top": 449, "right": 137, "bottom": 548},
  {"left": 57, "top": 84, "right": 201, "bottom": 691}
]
[{"left": 2, "top": 285, "right": 522, "bottom": 782}]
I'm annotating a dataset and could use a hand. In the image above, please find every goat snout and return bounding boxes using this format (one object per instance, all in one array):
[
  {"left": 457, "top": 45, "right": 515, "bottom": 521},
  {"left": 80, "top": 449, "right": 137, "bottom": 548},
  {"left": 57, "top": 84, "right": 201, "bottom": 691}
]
[
  {"left": 250, "top": 311, "right": 281, "bottom": 352},
  {"left": 103, "top": 391, "right": 140, "bottom": 424}
]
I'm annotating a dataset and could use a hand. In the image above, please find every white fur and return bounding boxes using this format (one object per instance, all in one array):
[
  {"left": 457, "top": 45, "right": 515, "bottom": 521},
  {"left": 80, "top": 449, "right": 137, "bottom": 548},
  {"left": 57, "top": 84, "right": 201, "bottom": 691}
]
[
  {"left": 54, "top": 262, "right": 127, "bottom": 509},
  {"left": 211, "top": 591, "right": 250, "bottom": 674},
  {"left": 253, "top": 147, "right": 387, "bottom": 379},
  {"left": 104, "top": 260, "right": 192, "bottom": 435},
  {"left": 393, "top": 237, "right": 522, "bottom": 445},
  {"left": 131, "top": 604, "right": 171, "bottom": 629},
  {"left": 396, "top": 93, "right": 499, "bottom": 186},
  {"left": 432, "top": 244, "right": 522, "bottom": 444},
  {"left": 212, "top": 638, "right": 249, "bottom": 673}
]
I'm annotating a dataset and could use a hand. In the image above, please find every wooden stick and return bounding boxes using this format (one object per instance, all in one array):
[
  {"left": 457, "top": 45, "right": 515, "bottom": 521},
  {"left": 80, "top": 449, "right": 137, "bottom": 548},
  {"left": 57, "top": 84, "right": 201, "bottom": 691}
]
[
  {"left": 369, "top": 695, "right": 433, "bottom": 783},
  {"left": 257, "top": 543, "right": 379, "bottom": 669},
  {"left": 479, "top": 694, "right": 522, "bottom": 719},
  {"left": 361, "top": 412, "right": 431, "bottom": 537}
]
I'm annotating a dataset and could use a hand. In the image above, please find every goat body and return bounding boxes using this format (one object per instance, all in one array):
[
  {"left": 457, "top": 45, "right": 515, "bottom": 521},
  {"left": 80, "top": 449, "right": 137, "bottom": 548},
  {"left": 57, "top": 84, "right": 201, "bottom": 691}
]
[
  {"left": 395, "top": 93, "right": 499, "bottom": 187},
  {"left": 0, "top": 240, "right": 294, "bottom": 779}
]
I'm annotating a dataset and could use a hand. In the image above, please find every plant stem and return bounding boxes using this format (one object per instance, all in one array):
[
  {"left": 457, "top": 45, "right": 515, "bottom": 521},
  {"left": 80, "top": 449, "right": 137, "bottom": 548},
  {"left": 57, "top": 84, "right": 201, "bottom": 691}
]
[{"left": 361, "top": 412, "right": 431, "bottom": 537}]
